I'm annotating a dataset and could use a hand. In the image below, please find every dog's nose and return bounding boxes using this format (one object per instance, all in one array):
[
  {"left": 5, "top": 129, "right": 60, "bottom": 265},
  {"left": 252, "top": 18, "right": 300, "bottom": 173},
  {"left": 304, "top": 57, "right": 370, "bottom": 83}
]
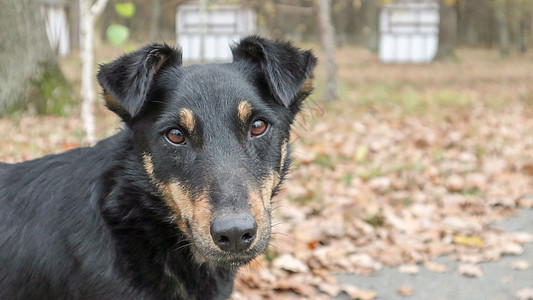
[{"left": 210, "top": 214, "right": 257, "bottom": 252}]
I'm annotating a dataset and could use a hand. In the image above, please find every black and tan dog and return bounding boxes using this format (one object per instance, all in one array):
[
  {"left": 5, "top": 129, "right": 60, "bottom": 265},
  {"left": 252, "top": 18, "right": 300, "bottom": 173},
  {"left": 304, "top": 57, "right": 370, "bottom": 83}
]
[{"left": 0, "top": 36, "right": 316, "bottom": 299}]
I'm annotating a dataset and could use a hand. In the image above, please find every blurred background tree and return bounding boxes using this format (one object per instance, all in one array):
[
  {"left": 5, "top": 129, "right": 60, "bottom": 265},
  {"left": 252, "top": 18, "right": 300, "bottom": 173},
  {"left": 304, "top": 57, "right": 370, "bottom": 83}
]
[
  {"left": 0, "top": 0, "right": 73, "bottom": 116},
  {"left": 80, "top": 0, "right": 109, "bottom": 144},
  {"left": 435, "top": 0, "right": 457, "bottom": 60},
  {"left": 314, "top": 0, "right": 338, "bottom": 102}
]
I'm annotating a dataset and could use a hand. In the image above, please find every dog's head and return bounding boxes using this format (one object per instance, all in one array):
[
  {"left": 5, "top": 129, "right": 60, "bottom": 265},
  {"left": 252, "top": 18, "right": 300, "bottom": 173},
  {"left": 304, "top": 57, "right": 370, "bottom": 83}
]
[{"left": 97, "top": 36, "right": 316, "bottom": 268}]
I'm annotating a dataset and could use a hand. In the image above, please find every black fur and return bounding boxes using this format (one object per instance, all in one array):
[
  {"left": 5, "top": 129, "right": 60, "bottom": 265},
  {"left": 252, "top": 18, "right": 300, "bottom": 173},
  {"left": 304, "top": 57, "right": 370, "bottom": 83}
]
[{"left": 0, "top": 36, "right": 316, "bottom": 300}]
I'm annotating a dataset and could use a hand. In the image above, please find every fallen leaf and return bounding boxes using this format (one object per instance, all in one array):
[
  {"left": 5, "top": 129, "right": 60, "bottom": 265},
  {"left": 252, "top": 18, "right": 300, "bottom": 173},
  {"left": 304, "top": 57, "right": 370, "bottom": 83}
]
[
  {"left": 368, "top": 176, "right": 392, "bottom": 194},
  {"left": 380, "top": 247, "right": 405, "bottom": 266},
  {"left": 511, "top": 260, "right": 530, "bottom": 270},
  {"left": 511, "top": 232, "right": 533, "bottom": 243},
  {"left": 482, "top": 157, "right": 507, "bottom": 175},
  {"left": 414, "top": 138, "right": 430, "bottom": 148},
  {"left": 453, "top": 235, "right": 484, "bottom": 247},
  {"left": 424, "top": 261, "right": 448, "bottom": 273},
  {"left": 348, "top": 253, "right": 383, "bottom": 271},
  {"left": 398, "top": 264, "right": 419, "bottom": 275},
  {"left": 521, "top": 163, "right": 533, "bottom": 176},
  {"left": 316, "top": 282, "right": 341, "bottom": 297},
  {"left": 502, "top": 242, "right": 524, "bottom": 256},
  {"left": 275, "top": 280, "right": 317, "bottom": 297},
  {"left": 443, "top": 216, "right": 476, "bottom": 231},
  {"left": 458, "top": 263, "right": 483, "bottom": 277},
  {"left": 397, "top": 286, "right": 414, "bottom": 296},
  {"left": 517, "top": 195, "right": 533, "bottom": 208},
  {"left": 445, "top": 175, "right": 465, "bottom": 192},
  {"left": 516, "top": 288, "right": 533, "bottom": 300},
  {"left": 340, "top": 285, "right": 377, "bottom": 300},
  {"left": 273, "top": 254, "right": 309, "bottom": 273},
  {"left": 355, "top": 145, "right": 369, "bottom": 162}
]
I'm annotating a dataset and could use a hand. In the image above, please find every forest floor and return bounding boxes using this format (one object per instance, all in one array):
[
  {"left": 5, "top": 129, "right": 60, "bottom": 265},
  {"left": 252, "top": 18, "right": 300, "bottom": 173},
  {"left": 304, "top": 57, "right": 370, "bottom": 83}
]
[{"left": 1, "top": 46, "right": 532, "bottom": 299}]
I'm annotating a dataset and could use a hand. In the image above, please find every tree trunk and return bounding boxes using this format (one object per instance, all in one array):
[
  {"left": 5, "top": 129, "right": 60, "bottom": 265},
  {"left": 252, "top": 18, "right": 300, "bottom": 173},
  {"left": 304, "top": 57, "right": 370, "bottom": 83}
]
[
  {"left": 516, "top": 19, "right": 525, "bottom": 53},
  {"left": 80, "top": 0, "right": 108, "bottom": 145},
  {"left": 0, "top": 0, "right": 73, "bottom": 115},
  {"left": 363, "top": 0, "right": 379, "bottom": 53},
  {"left": 314, "top": 0, "right": 338, "bottom": 102},
  {"left": 494, "top": 0, "right": 510, "bottom": 57},
  {"left": 434, "top": 0, "right": 457, "bottom": 61},
  {"left": 149, "top": 0, "right": 162, "bottom": 42}
]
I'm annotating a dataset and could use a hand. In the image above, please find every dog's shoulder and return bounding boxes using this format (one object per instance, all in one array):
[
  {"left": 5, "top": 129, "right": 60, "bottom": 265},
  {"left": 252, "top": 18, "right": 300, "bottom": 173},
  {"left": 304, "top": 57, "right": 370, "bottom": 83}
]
[{"left": 0, "top": 130, "right": 148, "bottom": 299}]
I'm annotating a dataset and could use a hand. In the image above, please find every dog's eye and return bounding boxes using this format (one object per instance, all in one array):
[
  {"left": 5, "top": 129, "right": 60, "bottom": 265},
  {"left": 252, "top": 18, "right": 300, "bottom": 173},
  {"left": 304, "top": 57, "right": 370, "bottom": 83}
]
[
  {"left": 250, "top": 119, "right": 268, "bottom": 137},
  {"left": 166, "top": 129, "right": 185, "bottom": 145}
]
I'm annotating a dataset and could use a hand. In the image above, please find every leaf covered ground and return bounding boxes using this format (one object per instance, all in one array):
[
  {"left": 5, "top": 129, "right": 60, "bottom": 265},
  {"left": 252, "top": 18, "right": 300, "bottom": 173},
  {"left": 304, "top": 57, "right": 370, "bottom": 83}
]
[
  {"left": 233, "top": 48, "right": 533, "bottom": 299},
  {"left": 1, "top": 47, "right": 532, "bottom": 299}
]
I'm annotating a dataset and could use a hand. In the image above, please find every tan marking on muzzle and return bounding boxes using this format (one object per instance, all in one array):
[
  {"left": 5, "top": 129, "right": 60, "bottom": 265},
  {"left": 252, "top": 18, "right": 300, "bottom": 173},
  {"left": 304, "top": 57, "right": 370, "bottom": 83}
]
[
  {"left": 237, "top": 101, "right": 252, "bottom": 123},
  {"left": 248, "top": 187, "right": 266, "bottom": 249},
  {"left": 249, "top": 172, "right": 280, "bottom": 249},
  {"left": 170, "top": 187, "right": 214, "bottom": 264},
  {"left": 249, "top": 189, "right": 265, "bottom": 221},
  {"left": 162, "top": 182, "right": 213, "bottom": 242},
  {"left": 166, "top": 182, "right": 192, "bottom": 217},
  {"left": 142, "top": 154, "right": 190, "bottom": 236},
  {"left": 191, "top": 190, "right": 212, "bottom": 238},
  {"left": 258, "top": 171, "right": 280, "bottom": 210},
  {"left": 180, "top": 108, "right": 195, "bottom": 133}
]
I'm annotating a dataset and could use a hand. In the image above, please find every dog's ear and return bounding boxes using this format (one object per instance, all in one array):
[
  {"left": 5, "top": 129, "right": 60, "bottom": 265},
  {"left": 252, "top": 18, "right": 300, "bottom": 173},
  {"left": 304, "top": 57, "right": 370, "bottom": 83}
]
[
  {"left": 97, "top": 44, "right": 182, "bottom": 121},
  {"left": 231, "top": 36, "right": 317, "bottom": 110}
]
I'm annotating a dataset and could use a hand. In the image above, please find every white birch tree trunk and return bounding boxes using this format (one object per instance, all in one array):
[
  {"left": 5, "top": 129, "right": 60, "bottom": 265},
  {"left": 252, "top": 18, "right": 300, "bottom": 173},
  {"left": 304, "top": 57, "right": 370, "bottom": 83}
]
[{"left": 80, "top": 0, "right": 108, "bottom": 145}]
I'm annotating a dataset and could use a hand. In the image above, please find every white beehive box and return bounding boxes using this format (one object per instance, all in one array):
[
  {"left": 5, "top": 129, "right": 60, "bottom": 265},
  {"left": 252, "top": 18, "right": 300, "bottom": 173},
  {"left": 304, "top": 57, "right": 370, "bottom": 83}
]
[
  {"left": 379, "top": 0, "right": 439, "bottom": 63},
  {"left": 176, "top": 3, "right": 256, "bottom": 62}
]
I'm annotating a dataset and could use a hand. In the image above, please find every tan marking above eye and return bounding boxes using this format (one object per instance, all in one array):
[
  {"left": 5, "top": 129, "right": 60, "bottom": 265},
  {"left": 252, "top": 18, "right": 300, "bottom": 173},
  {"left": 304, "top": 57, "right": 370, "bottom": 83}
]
[
  {"left": 179, "top": 108, "right": 195, "bottom": 133},
  {"left": 191, "top": 190, "right": 212, "bottom": 239},
  {"left": 237, "top": 101, "right": 252, "bottom": 123}
]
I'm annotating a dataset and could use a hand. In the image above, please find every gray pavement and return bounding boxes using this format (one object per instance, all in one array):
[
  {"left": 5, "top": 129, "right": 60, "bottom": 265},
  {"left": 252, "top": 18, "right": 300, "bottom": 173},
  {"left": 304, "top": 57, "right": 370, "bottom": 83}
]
[{"left": 335, "top": 208, "right": 533, "bottom": 300}]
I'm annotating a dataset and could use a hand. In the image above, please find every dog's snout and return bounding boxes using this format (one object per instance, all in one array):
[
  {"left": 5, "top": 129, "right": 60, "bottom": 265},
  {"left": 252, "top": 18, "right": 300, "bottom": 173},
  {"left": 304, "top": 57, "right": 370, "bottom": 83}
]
[{"left": 210, "top": 214, "right": 257, "bottom": 253}]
